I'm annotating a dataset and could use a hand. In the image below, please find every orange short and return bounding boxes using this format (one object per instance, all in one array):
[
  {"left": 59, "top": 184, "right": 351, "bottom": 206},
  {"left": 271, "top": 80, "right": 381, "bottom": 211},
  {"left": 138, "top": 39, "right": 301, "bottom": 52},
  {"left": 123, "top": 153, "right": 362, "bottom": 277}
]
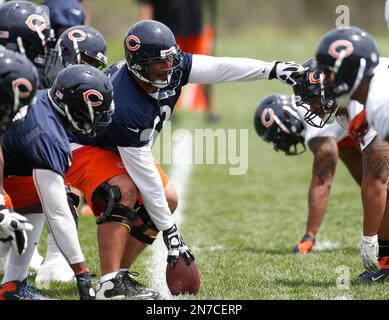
[
  {"left": 4, "top": 176, "right": 38, "bottom": 210},
  {"left": 65, "top": 146, "right": 169, "bottom": 215},
  {"left": 337, "top": 135, "right": 357, "bottom": 148},
  {"left": 175, "top": 24, "right": 214, "bottom": 55},
  {"left": 4, "top": 146, "right": 169, "bottom": 212}
]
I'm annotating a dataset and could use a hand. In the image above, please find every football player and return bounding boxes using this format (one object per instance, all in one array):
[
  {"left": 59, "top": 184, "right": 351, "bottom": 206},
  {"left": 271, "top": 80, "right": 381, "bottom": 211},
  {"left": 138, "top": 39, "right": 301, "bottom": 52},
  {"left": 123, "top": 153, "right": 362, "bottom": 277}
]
[
  {"left": 0, "top": 1, "right": 55, "bottom": 88},
  {"left": 0, "top": 1, "right": 108, "bottom": 280},
  {"left": 0, "top": 49, "right": 37, "bottom": 261},
  {"left": 33, "top": 25, "right": 108, "bottom": 285},
  {"left": 43, "top": 24, "right": 107, "bottom": 88},
  {"left": 313, "top": 26, "right": 389, "bottom": 281},
  {"left": 0, "top": 64, "right": 114, "bottom": 299},
  {"left": 254, "top": 92, "right": 366, "bottom": 254},
  {"left": 61, "top": 20, "right": 306, "bottom": 299},
  {"left": 42, "top": 0, "right": 85, "bottom": 39}
]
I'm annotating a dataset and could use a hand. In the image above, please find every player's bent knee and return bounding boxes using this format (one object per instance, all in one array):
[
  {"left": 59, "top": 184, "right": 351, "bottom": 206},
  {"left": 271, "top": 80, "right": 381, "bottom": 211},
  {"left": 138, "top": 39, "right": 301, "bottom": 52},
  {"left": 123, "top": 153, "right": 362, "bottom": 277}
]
[
  {"left": 130, "top": 204, "right": 159, "bottom": 245},
  {"left": 107, "top": 174, "right": 138, "bottom": 208},
  {"left": 92, "top": 182, "right": 136, "bottom": 230}
]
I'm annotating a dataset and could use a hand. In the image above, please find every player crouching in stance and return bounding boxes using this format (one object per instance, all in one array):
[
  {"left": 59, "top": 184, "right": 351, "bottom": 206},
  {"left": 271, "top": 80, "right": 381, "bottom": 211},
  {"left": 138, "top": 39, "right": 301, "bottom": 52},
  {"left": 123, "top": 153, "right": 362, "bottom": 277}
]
[
  {"left": 63, "top": 19, "right": 306, "bottom": 299},
  {"left": 0, "top": 64, "right": 114, "bottom": 299},
  {"left": 254, "top": 92, "right": 365, "bottom": 255},
  {"left": 0, "top": 48, "right": 38, "bottom": 269},
  {"left": 313, "top": 26, "right": 389, "bottom": 282}
]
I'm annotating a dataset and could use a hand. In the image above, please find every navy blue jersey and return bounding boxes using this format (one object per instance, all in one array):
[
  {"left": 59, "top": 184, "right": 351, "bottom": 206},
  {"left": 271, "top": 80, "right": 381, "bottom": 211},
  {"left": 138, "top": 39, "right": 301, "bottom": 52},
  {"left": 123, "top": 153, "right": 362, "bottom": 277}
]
[
  {"left": 69, "top": 52, "right": 193, "bottom": 148},
  {"left": 3, "top": 90, "right": 72, "bottom": 177}
]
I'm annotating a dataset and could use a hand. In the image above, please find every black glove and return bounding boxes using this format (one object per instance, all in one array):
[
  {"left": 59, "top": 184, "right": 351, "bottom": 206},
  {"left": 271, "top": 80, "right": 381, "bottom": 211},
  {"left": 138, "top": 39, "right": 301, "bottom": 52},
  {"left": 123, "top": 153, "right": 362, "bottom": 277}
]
[
  {"left": 163, "top": 224, "right": 194, "bottom": 268},
  {"left": 76, "top": 271, "right": 96, "bottom": 300}
]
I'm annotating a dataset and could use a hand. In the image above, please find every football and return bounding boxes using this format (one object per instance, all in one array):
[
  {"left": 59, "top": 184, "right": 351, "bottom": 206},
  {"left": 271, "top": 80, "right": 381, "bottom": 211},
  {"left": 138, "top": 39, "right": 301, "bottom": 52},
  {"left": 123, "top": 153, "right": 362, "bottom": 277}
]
[{"left": 166, "top": 254, "right": 201, "bottom": 295}]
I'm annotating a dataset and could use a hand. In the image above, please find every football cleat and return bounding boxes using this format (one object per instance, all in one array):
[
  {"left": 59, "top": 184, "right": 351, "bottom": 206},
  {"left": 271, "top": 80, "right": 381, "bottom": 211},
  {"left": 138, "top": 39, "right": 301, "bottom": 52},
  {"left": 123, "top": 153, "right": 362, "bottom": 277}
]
[
  {"left": 0, "top": 279, "right": 53, "bottom": 300},
  {"left": 29, "top": 247, "right": 44, "bottom": 273},
  {"left": 35, "top": 252, "right": 75, "bottom": 289},
  {"left": 95, "top": 272, "right": 126, "bottom": 300},
  {"left": 120, "top": 270, "right": 161, "bottom": 300},
  {"left": 75, "top": 272, "right": 96, "bottom": 300},
  {"left": 293, "top": 235, "right": 316, "bottom": 255},
  {"left": 356, "top": 256, "right": 389, "bottom": 283}
]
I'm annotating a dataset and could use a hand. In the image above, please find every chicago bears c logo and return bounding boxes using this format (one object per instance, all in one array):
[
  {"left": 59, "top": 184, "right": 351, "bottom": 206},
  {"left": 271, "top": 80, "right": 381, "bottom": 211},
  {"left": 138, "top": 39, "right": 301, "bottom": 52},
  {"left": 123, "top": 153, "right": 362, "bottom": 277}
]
[
  {"left": 25, "top": 14, "right": 47, "bottom": 32},
  {"left": 68, "top": 29, "right": 87, "bottom": 42},
  {"left": 328, "top": 39, "right": 354, "bottom": 59},
  {"left": 12, "top": 78, "right": 33, "bottom": 99},
  {"left": 261, "top": 108, "right": 275, "bottom": 128},
  {"left": 308, "top": 71, "right": 323, "bottom": 84},
  {"left": 125, "top": 35, "right": 141, "bottom": 51},
  {"left": 83, "top": 89, "right": 103, "bottom": 107}
]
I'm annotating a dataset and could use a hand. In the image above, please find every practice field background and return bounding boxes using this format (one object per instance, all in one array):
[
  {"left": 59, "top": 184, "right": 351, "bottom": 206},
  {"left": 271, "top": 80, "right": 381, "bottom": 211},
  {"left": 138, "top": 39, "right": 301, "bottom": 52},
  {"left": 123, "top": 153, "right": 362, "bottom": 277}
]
[{"left": 28, "top": 25, "right": 389, "bottom": 300}]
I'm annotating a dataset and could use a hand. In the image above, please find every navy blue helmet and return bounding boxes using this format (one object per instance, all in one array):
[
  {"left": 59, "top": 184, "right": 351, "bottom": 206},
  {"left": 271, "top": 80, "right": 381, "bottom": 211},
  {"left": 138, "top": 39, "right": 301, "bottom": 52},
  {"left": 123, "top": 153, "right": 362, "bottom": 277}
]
[
  {"left": 0, "top": 48, "right": 38, "bottom": 132},
  {"left": 0, "top": 1, "right": 54, "bottom": 70},
  {"left": 48, "top": 64, "right": 114, "bottom": 135},
  {"left": 42, "top": 0, "right": 85, "bottom": 38},
  {"left": 124, "top": 20, "right": 183, "bottom": 89},
  {"left": 315, "top": 26, "right": 379, "bottom": 108},
  {"left": 293, "top": 58, "right": 337, "bottom": 128},
  {"left": 56, "top": 25, "right": 107, "bottom": 69},
  {"left": 254, "top": 94, "right": 306, "bottom": 156}
]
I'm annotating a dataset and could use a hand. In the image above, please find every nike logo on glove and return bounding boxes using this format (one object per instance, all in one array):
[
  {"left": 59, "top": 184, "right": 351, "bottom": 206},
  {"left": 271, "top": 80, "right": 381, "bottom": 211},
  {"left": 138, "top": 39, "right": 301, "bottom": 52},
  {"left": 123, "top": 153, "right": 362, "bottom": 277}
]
[{"left": 127, "top": 127, "right": 140, "bottom": 133}]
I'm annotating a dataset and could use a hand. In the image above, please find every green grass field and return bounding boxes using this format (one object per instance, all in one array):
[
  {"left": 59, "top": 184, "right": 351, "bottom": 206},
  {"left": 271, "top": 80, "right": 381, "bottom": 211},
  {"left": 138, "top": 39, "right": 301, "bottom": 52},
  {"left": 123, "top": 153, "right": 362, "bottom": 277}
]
[{"left": 27, "top": 26, "right": 389, "bottom": 300}]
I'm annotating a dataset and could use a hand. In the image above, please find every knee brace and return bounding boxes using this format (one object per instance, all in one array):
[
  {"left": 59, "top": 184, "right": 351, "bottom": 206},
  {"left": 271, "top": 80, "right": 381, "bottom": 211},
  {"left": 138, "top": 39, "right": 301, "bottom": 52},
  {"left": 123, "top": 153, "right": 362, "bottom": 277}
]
[
  {"left": 66, "top": 186, "right": 80, "bottom": 228},
  {"left": 130, "top": 203, "right": 159, "bottom": 245},
  {"left": 92, "top": 183, "right": 136, "bottom": 229}
]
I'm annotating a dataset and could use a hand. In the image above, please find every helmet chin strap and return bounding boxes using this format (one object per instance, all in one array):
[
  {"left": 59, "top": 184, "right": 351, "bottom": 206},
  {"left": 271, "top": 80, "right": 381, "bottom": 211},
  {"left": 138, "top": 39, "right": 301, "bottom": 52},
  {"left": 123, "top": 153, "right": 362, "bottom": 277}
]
[
  {"left": 335, "top": 58, "right": 366, "bottom": 108},
  {"left": 12, "top": 85, "right": 20, "bottom": 116},
  {"left": 16, "top": 36, "right": 26, "bottom": 56}
]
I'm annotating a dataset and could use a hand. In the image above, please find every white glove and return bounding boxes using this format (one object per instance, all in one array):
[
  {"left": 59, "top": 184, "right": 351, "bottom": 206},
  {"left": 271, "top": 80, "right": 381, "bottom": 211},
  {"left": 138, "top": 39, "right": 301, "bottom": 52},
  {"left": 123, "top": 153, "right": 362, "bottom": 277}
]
[
  {"left": 0, "top": 207, "right": 33, "bottom": 255},
  {"left": 270, "top": 61, "right": 307, "bottom": 86},
  {"left": 360, "top": 235, "right": 380, "bottom": 273}
]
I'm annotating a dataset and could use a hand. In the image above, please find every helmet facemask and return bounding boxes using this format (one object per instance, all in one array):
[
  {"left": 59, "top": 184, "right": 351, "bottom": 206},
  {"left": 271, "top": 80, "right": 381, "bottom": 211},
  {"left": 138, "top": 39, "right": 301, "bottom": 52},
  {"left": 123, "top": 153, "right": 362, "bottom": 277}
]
[
  {"left": 294, "top": 72, "right": 339, "bottom": 128},
  {"left": 48, "top": 88, "right": 114, "bottom": 136},
  {"left": 128, "top": 45, "right": 183, "bottom": 90},
  {"left": 321, "top": 52, "right": 367, "bottom": 109},
  {"left": 265, "top": 105, "right": 306, "bottom": 156}
]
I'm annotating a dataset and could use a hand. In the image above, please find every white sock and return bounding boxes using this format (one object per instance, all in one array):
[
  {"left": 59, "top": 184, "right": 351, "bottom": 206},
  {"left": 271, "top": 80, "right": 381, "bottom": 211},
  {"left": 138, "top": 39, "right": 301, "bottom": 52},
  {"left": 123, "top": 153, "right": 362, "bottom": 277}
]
[
  {"left": 47, "top": 232, "right": 61, "bottom": 255},
  {"left": 100, "top": 271, "right": 119, "bottom": 283},
  {"left": 120, "top": 268, "right": 129, "bottom": 273},
  {"left": 2, "top": 213, "right": 45, "bottom": 283}
]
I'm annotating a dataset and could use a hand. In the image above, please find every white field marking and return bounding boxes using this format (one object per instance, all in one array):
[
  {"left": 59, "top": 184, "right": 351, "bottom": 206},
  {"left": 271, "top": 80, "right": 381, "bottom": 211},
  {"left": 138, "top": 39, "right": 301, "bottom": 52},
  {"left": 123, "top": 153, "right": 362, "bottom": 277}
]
[
  {"left": 149, "top": 132, "right": 193, "bottom": 300},
  {"left": 312, "top": 240, "right": 340, "bottom": 252}
]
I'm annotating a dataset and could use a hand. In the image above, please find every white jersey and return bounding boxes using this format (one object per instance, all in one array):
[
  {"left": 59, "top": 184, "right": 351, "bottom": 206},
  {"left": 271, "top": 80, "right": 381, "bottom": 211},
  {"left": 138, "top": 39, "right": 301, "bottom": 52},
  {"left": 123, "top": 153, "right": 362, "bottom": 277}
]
[
  {"left": 365, "top": 57, "right": 389, "bottom": 142},
  {"left": 296, "top": 106, "right": 348, "bottom": 147}
]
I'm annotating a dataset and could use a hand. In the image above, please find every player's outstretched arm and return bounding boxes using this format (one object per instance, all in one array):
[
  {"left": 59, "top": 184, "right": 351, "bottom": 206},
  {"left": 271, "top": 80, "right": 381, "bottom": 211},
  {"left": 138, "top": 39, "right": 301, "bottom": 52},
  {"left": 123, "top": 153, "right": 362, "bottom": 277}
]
[{"left": 188, "top": 54, "right": 305, "bottom": 86}]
